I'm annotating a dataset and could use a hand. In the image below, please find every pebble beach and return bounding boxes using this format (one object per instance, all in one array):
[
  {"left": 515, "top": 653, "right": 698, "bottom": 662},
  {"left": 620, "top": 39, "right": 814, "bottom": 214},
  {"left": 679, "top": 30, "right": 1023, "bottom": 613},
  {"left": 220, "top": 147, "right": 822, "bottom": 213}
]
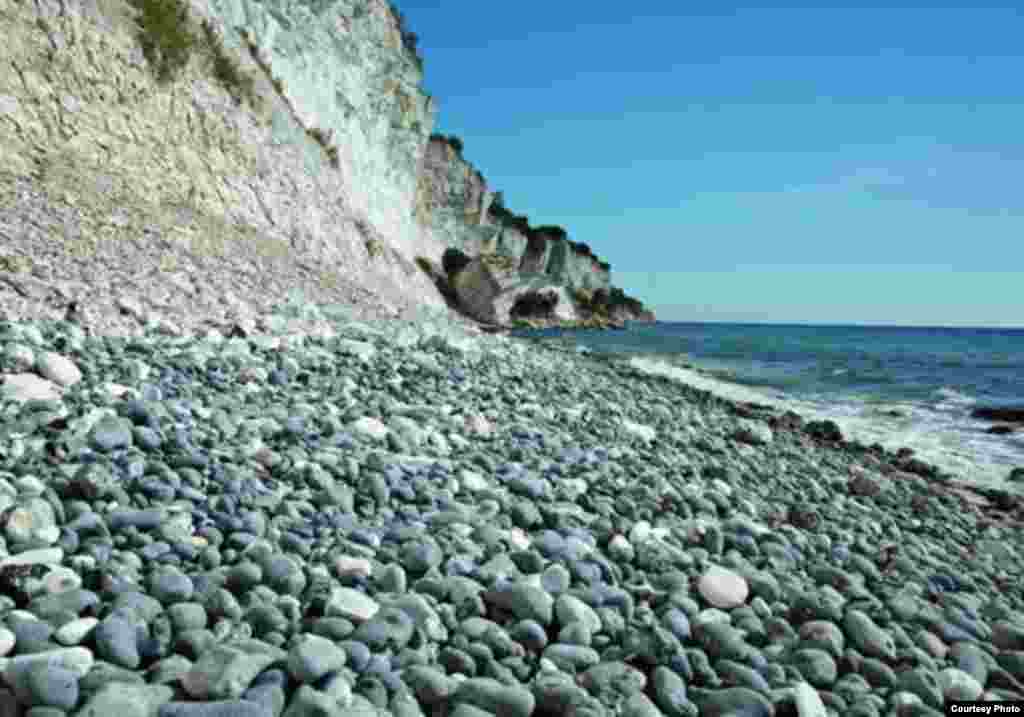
[{"left": 1, "top": 300, "right": 1023, "bottom": 717}]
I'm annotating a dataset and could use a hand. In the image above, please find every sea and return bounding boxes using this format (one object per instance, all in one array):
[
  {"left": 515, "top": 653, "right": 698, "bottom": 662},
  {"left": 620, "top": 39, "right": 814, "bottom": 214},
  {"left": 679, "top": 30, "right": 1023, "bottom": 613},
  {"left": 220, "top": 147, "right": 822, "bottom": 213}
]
[{"left": 511, "top": 322, "right": 1024, "bottom": 488}]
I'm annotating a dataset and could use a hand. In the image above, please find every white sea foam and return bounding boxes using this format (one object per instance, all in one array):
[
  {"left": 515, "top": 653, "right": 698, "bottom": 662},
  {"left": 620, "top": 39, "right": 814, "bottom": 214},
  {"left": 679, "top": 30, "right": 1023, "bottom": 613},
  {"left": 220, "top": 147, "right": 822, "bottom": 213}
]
[
  {"left": 628, "top": 357, "right": 789, "bottom": 408},
  {"left": 628, "top": 356, "right": 1022, "bottom": 488},
  {"left": 934, "top": 386, "right": 977, "bottom": 412}
]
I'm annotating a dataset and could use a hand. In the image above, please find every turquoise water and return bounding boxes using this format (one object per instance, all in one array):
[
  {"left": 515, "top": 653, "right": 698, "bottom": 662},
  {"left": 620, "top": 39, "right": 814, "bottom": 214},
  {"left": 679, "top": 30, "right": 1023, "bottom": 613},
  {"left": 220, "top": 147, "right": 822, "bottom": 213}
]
[{"left": 513, "top": 322, "right": 1024, "bottom": 485}]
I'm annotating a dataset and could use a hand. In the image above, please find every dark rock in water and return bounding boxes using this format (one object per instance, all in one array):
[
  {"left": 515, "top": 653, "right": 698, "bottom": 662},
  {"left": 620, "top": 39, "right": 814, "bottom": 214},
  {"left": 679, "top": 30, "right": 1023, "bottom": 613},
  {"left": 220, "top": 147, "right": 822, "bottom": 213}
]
[
  {"left": 1008, "top": 467, "right": 1024, "bottom": 483},
  {"left": 972, "top": 406, "right": 1024, "bottom": 423},
  {"left": 987, "top": 425, "right": 1017, "bottom": 435},
  {"left": 806, "top": 420, "right": 843, "bottom": 442}
]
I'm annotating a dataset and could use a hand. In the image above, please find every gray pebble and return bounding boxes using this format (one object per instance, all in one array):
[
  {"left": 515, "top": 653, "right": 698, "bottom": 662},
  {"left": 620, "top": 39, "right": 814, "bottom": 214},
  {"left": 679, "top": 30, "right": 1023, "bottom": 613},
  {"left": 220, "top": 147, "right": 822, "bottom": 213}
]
[
  {"left": 286, "top": 634, "right": 348, "bottom": 684},
  {"left": 160, "top": 700, "right": 270, "bottom": 717},
  {"left": 94, "top": 615, "right": 140, "bottom": 669},
  {"left": 26, "top": 664, "right": 79, "bottom": 711}
]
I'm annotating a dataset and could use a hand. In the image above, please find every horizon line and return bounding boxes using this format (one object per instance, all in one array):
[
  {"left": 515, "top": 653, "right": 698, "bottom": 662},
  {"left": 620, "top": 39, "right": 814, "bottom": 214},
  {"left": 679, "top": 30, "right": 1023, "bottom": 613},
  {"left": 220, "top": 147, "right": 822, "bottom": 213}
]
[{"left": 640, "top": 318, "right": 1024, "bottom": 330}]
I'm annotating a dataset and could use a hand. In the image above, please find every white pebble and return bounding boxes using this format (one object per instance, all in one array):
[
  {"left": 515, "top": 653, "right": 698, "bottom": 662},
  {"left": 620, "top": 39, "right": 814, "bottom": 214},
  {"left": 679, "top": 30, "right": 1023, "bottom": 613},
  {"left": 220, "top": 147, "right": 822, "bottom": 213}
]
[
  {"left": 350, "top": 416, "right": 388, "bottom": 441},
  {"left": 325, "top": 587, "right": 379, "bottom": 623},
  {"left": 507, "top": 528, "right": 531, "bottom": 551},
  {"left": 334, "top": 556, "right": 373, "bottom": 580},
  {"left": 939, "top": 667, "right": 984, "bottom": 701},
  {"left": 629, "top": 521, "right": 652, "bottom": 544},
  {"left": 697, "top": 564, "right": 749, "bottom": 609},
  {"left": 792, "top": 682, "right": 827, "bottom": 717}
]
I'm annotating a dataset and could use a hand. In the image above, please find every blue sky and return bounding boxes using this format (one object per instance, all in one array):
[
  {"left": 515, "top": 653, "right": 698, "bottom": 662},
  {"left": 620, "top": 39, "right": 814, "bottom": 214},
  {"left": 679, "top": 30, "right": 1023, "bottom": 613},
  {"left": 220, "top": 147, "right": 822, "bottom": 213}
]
[{"left": 397, "top": 2, "right": 1024, "bottom": 327}]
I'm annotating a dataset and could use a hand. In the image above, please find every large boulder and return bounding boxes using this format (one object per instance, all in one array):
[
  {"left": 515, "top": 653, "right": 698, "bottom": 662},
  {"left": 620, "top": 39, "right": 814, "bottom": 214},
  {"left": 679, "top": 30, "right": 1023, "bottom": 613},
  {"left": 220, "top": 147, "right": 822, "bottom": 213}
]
[{"left": 452, "top": 255, "right": 577, "bottom": 325}]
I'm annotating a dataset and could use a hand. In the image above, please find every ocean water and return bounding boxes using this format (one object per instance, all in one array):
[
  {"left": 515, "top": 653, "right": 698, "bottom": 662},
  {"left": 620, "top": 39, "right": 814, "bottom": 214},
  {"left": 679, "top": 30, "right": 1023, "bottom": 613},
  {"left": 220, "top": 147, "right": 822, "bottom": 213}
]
[{"left": 512, "top": 322, "right": 1024, "bottom": 487}]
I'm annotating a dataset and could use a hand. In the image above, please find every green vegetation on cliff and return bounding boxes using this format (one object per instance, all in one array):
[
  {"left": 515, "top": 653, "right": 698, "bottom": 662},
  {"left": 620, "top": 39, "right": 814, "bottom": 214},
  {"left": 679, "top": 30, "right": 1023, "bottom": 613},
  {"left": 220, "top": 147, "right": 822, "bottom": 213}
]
[
  {"left": 488, "top": 196, "right": 605, "bottom": 265},
  {"left": 574, "top": 287, "right": 650, "bottom": 319},
  {"left": 128, "top": 0, "right": 262, "bottom": 111},
  {"left": 429, "top": 133, "right": 465, "bottom": 157},
  {"left": 487, "top": 192, "right": 532, "bottom": 236}
]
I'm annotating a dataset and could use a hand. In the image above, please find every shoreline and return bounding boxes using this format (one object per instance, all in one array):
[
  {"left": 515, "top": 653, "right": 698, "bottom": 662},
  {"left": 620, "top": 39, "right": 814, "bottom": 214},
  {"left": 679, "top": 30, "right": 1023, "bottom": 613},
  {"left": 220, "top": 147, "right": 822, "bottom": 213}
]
[
  {"left": 514, "top": 335, "right": 1024, "bottom": 525},
  {"left": 1, "top": 307, "right": 1024, "bottom": 716},
  {"left": 656, "top": 364, "right": 1022, "bottom": 520},
  {"left": 454, "top": 312, "right": 1024, "bottom": 536},
  {"left": 509, "top": 323, "right": 1024, "bottom": 490}
]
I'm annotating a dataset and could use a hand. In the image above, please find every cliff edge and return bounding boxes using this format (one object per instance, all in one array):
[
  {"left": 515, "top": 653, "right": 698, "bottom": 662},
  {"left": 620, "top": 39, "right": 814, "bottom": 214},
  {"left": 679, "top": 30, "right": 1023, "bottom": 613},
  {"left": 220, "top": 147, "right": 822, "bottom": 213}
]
[
  {"left": 0, "top": 0, "right": 653, "bottom": 332},
  {"left": 416, "top": 134, "right": 654, "bottom": 327}
]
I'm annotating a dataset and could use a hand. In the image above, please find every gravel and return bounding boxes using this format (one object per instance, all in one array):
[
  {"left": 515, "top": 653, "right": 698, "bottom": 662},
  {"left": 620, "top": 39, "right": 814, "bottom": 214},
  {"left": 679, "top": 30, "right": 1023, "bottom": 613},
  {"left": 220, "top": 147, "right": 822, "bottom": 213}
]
[{"left": 0, "top": 301, "right": 1023, "bottom": 717}]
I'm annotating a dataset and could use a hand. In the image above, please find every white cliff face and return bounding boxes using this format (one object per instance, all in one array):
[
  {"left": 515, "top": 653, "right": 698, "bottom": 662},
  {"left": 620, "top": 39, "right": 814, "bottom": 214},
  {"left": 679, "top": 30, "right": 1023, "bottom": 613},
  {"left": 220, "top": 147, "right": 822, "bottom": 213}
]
[
  {"left": 205, "top": 0, "right": 437, "bottom": 259},
  {"left": 415, "top": 137, "right": 492, "bottom": 254},
  {"left": 544, "top": 240, "right": 611, "bottom": 292},
  {"left": 416, "top": 139, "right": 612, "bottom": 294},
  {"left": 0, "top": 0, "right": 623, "bottom": 325},
  {"left": 0, "top": 0, "right": 446, "bottom": 313}
]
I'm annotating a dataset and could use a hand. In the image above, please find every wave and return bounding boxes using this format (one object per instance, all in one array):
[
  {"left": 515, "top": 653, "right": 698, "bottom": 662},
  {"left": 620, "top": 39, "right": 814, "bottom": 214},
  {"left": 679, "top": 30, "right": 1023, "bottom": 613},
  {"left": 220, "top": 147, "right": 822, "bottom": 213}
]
[
  {"left": 713, "top": 371, "right": 810, "bottom": 390},
  {"left": 936, "top": 386, "right": 974, "bottom": 401},
  {"left": 627, "top": 357, "right": 784, "bottom": 407},
  {"left": 827, "top": 368, "right": 896, "bottom": 386},
  {"left": 934, "top": 387, "right": 977, "bottom": 411}
]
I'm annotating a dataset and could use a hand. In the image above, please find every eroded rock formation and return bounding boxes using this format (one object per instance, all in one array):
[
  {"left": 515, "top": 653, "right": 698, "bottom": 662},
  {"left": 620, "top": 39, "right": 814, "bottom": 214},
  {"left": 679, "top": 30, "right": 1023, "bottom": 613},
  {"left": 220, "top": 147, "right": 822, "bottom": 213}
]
[{"left": 0, "top": 0, "right": 652, "bottom": 327}]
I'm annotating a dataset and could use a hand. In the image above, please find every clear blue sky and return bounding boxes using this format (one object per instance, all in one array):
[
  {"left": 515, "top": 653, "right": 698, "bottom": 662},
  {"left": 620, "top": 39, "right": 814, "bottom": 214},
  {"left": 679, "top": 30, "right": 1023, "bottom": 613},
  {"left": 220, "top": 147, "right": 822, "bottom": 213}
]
[{"left": 396, "top": 2, "right": 1024, "bottom": 327}]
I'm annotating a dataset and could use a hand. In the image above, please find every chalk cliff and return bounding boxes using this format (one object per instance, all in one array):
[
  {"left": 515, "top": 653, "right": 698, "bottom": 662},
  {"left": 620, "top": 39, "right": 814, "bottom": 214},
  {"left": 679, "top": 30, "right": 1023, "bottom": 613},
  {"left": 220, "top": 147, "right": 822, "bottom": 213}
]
[
  {"left": 415, "top": 135, "right": 643, "bottom": 325},
  {"left": 0, "top": 0, "right": 651, "bottom": 327},
  {"left": 416, "top": 136, "right": 614, "bottom": 292},
  {"left": 1, "top": 0, "right": 445, "bottom": 319}
]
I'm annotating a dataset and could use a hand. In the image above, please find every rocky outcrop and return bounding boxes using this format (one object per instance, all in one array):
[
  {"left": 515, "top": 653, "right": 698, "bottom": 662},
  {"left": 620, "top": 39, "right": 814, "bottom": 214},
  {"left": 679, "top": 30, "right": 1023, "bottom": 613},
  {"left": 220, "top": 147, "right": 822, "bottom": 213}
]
[
  {"left": 415, "top": 137, "right": 615, "bottom": 298},
  {"left": 0, "top": 0, "right": 651, "bottom": 328},
  {"left": 415, "top": 136, "right": 492, "bottom": 250},
  {"left": 529, "top": 228, "right": 611, "bottom": 291},
  {"left": 450, "top": 255, "right": 577, "bottom": 326},
  {"left": 414, "top": 140, "right": 632, "bottom": 324},
  {"left": 0, "top": 0, "right": 446, "bottom": 316}
]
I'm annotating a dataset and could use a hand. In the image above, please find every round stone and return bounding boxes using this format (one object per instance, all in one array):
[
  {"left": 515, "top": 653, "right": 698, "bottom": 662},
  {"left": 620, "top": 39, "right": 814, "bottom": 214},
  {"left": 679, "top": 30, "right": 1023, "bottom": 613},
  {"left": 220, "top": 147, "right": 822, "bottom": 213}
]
[
  {"left": 791, "top": 648, "right": 838, "bottom": 688},
  {"left": 939, "top": 668, "right": 984, "bottom": 702},
  {"left": 94, "top": 615, "right": 140, "bottom": 669},
  {"left": 27, "top": 664, "right": 79, "bottom": 710},
  {"left": 287, "top": 634, "right": 348, "bottom": 684},
  {"left": 334, "top": 556, "right": 373, "bottom": 580},
  {"left": 698, "top": 565, "right": 749, "bottom": 609},
  {"left": 325, "top": 587, "right": 379, "bottom": 623}
]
